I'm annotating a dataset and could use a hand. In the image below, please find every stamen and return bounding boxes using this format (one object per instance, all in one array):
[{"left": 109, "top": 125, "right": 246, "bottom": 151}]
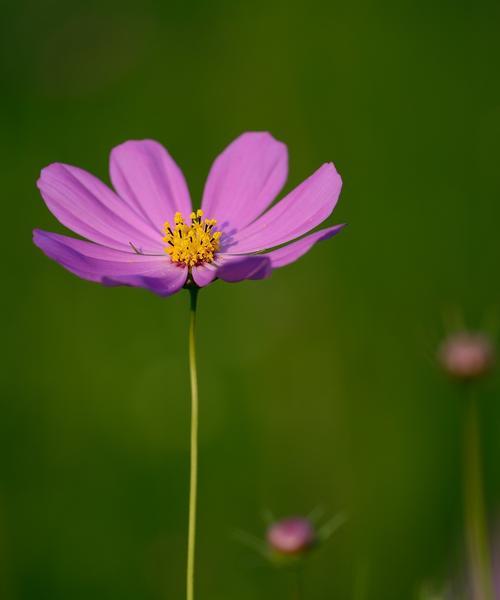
[
  {"left": 161, "top": 211, "right": 222, "bottom": 268},
  {"left": 129, "top": 242, "right": 142, "bottom": 254}
]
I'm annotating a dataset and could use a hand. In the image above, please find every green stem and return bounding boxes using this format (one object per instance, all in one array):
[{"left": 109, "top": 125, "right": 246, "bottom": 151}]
[
  {"left": 353, "top": 561, "right": 369, "bottom": 600},
  {"left": 187, "top": 287, "right": 199, "bottom": 600},
  {"left": 464, "top": 390, "right": 493, "bottom": 600},
  {"left": 294, "top": 567, "right": 304, "bottom": 600}
]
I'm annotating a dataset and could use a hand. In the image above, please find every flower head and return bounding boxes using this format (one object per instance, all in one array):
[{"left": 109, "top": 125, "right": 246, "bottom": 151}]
[
  {"left": 33, "top": 133, "right": 344, "bottom": 296},
  {"left": 267, "top": 517, "right": 315, "bottom": 555},
  {"left": 438, "top": 331, "right": 495, "bottom": 381},
  {"left": 235, "top": 510, "right": 346, "bottom": 567}
]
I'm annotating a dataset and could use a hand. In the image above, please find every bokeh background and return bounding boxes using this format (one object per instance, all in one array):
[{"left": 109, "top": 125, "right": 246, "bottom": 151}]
[{"left": 2, "top": 0, "right": 500, "bottom": 598}]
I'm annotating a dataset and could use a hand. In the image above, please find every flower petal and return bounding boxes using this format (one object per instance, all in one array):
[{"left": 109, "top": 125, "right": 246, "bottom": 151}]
[
  {"left": 33, "top": 229, "right": 187, "bottom": 296},
  {"left": 201, "top": 132, "right": 288, "bottom": 231},
  {"left": 264, "top": 224, "right": 346, "bottom": 268},
  {"left": 102, "top": 272, "right": 187, "bottom": 297},
  {"left": 38, "top": 163, "right": 163, "bottom": 252},
  {"left": 223, "top": 163, "right": 342, "bottom": 254},
  {"left": 191, "top": 263, "right": 218, "bottom": 287},
  {"left": 110, "top": 139, "right": 192, "bottom": 229},
  {"left": 215, "top": 255, "right": 272, "bottom": 283}
]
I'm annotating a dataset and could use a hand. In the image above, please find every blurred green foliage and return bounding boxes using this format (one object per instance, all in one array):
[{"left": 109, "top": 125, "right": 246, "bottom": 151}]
[{"left": 1, "top": 0, "right": 500, "bottom": 598}]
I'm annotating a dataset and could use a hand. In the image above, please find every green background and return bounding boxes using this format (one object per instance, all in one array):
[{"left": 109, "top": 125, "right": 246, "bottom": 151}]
[{"left": 2, "top": 0, "right": 500, "bottom": 598}]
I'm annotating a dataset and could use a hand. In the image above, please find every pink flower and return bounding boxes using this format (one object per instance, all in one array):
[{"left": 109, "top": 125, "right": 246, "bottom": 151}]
[
  {"left": 267, "top": 517, "right": 316, "bottom": 555},
  {"left": 438, "top": 331, "right": 495, "bottom": 381},
  {"left": 34, "top": 132, "right": 344, "bottom": 296}
]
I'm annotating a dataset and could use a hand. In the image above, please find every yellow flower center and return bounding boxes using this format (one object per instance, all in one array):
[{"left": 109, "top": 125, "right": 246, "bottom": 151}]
[{"left": 162, "top": 209, "right": 222, "bottom": 267}]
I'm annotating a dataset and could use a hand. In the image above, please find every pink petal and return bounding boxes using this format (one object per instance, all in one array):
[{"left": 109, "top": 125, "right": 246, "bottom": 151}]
[
  {"left": 38, "top": 163, "right": 163, "bottom": 253},
  {"left": 215, "top": 255, "right": 272, "bottom": 283},
  {"left": 265, "top": 224, "right": 346, "bottom": 268},
  {"left": 33, "top": 229, "right": 187, "bottom": 296},
  {"left": 191, "top": 263, "right": 218, "bottom": 287},
  {"left": 103, "top": 272, "right": 187, "bottom": 297},
  {"left": 110, "top": 139, "right": 193, "bottom": 230},
  {"left": 201, "top": 132, "right": 288, "bottom": 231},
  {"left": 224, "top": 163, "right": 342, "bottom": 254}
]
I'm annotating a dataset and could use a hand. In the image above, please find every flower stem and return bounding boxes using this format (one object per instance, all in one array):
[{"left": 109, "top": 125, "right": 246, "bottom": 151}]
[
  {"left": 463, "top": 389, "right": 494, "bottom": 600},
  {"left": 294, "top": 567, "right": 304, "bottom": 600},
  {"left": 187, "top": 286, "right": 199, "bottom": 600}
]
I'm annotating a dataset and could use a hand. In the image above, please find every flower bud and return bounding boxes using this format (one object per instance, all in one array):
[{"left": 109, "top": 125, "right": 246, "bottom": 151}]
[
  {"left": 438, "top": 332, "right": 495, "bottom": 381},
  {"left": 266, "top": 517, "right": 315, "bottom": 555}
]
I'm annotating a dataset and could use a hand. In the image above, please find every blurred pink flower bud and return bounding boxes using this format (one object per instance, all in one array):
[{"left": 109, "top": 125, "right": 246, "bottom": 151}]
[
  {"left": 438, "top": 332, "right": 495, "bottom": 381},
  {"left": 266, "top": 517, "right": 315, "bottom": 555}
]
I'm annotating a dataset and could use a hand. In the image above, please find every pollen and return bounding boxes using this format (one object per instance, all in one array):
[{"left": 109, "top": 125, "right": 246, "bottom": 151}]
[{"left": 162, "top": 209, "right": 222, "bottom": 267}]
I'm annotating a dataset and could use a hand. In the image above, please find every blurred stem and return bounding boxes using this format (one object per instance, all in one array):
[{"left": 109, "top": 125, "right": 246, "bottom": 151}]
[
  {"left": 294, "top": 567, "right": 304, "bottom": 600},
  {"left": 187, "top": 287, "right": 199, "bottom": 600},
  {"left": 353, "top": 561, "right": 369, "bottom": 600},
  {"left": 463, "top": 389, "right": 493, "bottom": 600}
]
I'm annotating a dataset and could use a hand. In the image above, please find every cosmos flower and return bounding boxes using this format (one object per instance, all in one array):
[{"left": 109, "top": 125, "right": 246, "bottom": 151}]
[
  {"left": 33, "top": 132, "right": 344, "bottom": 296},
  {"left": 235, "top": 510, "right": 347, "bottom": 566},
  {"left": 267, "top": 517, "right": 316, "bottom": 555},
  {"left": 438, "top": 331, "right": 495, "bottom": 381}
]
